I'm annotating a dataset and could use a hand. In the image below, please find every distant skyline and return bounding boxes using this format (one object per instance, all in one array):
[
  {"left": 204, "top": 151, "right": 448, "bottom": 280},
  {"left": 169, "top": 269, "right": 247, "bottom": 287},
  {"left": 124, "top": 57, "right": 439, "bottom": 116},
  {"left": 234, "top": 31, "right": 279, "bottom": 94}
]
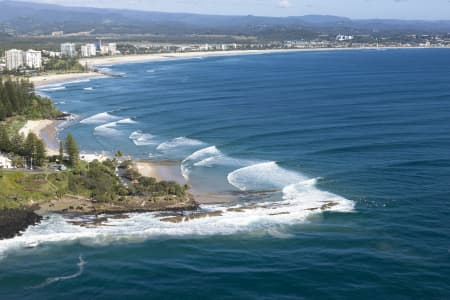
[{"left": 12, "top": 0, "right": 450, "bottom": 20}]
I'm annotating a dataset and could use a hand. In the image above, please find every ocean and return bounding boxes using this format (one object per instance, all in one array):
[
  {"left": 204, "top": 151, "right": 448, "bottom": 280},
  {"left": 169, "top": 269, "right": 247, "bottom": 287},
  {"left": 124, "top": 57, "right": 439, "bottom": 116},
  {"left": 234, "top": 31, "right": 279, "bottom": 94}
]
[{"left": 1, "top": 49, "right": 449, "bottom": 299}]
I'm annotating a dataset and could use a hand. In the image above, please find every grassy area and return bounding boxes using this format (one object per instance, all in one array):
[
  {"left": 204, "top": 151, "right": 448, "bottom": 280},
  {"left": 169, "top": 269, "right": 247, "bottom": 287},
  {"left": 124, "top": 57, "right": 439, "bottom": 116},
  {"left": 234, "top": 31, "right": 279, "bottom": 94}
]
[{"left": 0, "top": 170, "right": 56, "bottom": 209}]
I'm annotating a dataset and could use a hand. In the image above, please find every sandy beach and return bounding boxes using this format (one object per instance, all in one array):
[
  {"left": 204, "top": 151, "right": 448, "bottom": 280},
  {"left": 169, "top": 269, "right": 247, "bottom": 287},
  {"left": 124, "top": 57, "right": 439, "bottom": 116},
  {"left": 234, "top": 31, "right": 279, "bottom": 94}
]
[
  {"left": 27, "top": 47, "right": 424, "bottom": 87},
  {"left": 29, "top": 72, "right": 104, "bottom": 87},
  {"left": 19, "top": 120, "right": 60, "bottom": 156},
  {"left": 79, "top": 47, "right": 403, "bottom": 67},
  {"left": 135, "top": 160, "right": 186, "bottom": 184}
]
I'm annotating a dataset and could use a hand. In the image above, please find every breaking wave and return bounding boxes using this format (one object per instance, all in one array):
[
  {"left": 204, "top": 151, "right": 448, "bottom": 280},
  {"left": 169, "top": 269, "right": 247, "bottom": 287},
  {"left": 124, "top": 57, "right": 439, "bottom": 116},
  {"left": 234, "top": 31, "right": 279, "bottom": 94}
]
[
  {"left": 40, "top": 86, "right": 66, "bottom": 91},
  {"left": 227, "top": 161, "right": 307, "bottom": 191},
  {"left": 94, "top": 118, "right": 137, "bottom": 136},
  {"left": 157, "top": 137, "right": 205, "bottom": 152},
  {"left": 0, "top": 160, "right": 353, "bottom": 258},
  {"left": 129, "top": 131, "right": 158, "bottom": 146},
  {"left": 80, "top": 112, "right": 119, "bottom": 125},
  {"left": 181, "top": 146, "right": 247, "bottom": 180}
]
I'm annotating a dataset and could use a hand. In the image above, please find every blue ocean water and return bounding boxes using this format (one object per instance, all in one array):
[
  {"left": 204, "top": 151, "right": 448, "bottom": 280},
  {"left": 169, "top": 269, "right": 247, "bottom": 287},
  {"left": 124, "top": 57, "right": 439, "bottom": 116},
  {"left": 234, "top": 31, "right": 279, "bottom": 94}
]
[{"left": 1, "top": 49, "right": 449, "bottom": 299}]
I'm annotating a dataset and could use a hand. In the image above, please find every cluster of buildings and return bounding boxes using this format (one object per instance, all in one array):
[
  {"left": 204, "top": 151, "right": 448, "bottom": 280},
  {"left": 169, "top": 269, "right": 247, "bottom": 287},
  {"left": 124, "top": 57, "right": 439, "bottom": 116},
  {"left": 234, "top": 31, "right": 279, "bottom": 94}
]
[
  {"left": 336, "top": 35, "right": 354, "bottom": 42},
  {"left": 63, "top": 41, "right": 119, "bottom": 58},
  {"left": 4, "top": 49, "right": 42, "bottom": 71},
  {"left": 2, "top": 41, "right": 120, "bottom": 71}
]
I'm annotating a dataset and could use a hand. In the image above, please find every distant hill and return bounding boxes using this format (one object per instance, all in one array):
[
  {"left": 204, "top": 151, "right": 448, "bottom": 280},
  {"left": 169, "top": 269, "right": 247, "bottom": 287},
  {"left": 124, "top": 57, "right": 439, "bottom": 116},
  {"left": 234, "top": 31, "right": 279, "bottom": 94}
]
[{"left": 1, "top": 0, "right": 450, "bottom": 39}]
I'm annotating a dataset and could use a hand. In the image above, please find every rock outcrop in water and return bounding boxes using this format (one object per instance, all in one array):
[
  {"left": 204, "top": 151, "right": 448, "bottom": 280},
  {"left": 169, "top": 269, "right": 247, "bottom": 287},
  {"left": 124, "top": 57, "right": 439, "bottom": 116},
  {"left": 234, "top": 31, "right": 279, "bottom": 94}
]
[
  {"left": 0, "top": 209, "right": 42, "bottom": 240},
  {"left": 38, "top": 194, "right": 198, "bottom": 215}
]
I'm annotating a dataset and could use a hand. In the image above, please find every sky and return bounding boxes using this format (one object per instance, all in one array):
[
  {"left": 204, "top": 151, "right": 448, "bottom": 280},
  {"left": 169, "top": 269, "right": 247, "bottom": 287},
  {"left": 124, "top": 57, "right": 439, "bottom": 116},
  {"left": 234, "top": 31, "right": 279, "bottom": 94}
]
[{"left": 14, "top": 0, "right": 450, "bottom": 20}]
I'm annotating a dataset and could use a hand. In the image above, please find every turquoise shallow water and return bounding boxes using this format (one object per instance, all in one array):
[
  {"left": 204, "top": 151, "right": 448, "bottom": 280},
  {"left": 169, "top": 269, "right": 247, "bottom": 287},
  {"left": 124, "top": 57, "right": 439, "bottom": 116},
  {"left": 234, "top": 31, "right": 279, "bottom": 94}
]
[{"left": 1, "top": 49, "right": 449, "bottom": 299}]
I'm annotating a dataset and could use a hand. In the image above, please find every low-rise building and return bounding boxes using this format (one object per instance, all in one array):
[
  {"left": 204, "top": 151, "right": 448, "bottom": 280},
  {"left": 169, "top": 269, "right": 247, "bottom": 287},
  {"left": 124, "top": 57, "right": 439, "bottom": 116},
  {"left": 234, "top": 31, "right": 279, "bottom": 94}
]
[
  {"left": 52, "top": 31, "right": 64, "bottom": 37},
  {"left": 0, "top": 154, "right": 13, "bottom": 169},
  {"left": 336, "top": 35, "right": 354, "bottom": 42}
]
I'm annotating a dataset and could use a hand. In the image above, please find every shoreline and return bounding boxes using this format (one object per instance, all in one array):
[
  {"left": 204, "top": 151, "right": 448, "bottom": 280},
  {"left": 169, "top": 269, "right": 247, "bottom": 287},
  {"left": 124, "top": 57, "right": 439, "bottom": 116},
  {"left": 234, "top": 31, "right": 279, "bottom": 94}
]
[
  {"left": 29, "top": 72, "right": 105, "bottom": 87},
  {"left": 19, "top": 119, "right": 60, "bottom": 156},
  {"left": 26, "top": 47, "right": 435, "bottom": 87},
  {"left": 79, "top": 46, "right": 432, "bottom": 67}
]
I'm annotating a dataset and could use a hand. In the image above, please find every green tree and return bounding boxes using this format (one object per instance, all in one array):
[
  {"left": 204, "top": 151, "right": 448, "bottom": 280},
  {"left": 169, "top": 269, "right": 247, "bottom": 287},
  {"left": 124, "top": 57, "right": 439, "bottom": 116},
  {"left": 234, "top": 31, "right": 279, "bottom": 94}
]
[
  {"left": 65, "top": 134, "right": 79, "bottom": 167},
  {"left": 0, "top": 125, "right": 11, "bottom": 152},
  {"left": 34, "top": 138, "right": 46, "bottom": 166},
  {"left": 115, "top": 150, "right": 123, "bottom": 159},
  {"left": 59, "top": 140, "right": 64, "bottom": 163},
  {"left": 23, "top": 132, "right": 46, "bottom": 167},
  {"left": 10, "top": 133, "right": 25, "bottom": 155}
]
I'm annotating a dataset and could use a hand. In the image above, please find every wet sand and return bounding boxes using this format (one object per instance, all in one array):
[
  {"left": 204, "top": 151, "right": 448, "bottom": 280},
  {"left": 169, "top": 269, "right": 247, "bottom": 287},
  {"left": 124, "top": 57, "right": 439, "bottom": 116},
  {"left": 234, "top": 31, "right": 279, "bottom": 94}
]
[
  {"left": 19, "top": 120, "right": 60, "bottom": 156},
  {"left": 135, "top": 160, "right": 186, "bottom": 184},
  {"left": 78, "top": 47, "right": 425, "bottom": 67},
  {"left": 30, "top": 72, "right": 104, "bottom": 87}
]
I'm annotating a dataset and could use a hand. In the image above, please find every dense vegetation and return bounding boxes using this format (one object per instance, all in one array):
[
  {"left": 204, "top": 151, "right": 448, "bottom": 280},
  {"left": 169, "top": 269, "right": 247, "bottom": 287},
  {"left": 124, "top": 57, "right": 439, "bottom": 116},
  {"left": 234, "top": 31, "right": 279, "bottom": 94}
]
[
  {"left": 43, "top": 58, "right": 85, "bottom": 73},
  {"left": 120, "top": 160, "right": 187, "bottom": 198},
  {"left": 0, "top": 78, "right": 62, "bottom": 121},
  {"left": 0, "top": 126, "right": 46, "bottom": 167},
  {"left": 0, "top": 157, "right": 189, "bottom": 208},
  {"left": 0, "top": 78, "right": 189, "bottom": 209},
  {"left": 0, "top": 130, "right": 188, "bottom": 207}
]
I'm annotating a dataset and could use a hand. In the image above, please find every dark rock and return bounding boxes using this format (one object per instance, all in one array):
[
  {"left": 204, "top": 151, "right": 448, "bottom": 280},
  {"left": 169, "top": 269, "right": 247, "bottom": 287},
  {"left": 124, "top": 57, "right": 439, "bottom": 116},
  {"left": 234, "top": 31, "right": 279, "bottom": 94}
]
[{"left": 0, "top": 209, "right": 42, "bottom": 240}]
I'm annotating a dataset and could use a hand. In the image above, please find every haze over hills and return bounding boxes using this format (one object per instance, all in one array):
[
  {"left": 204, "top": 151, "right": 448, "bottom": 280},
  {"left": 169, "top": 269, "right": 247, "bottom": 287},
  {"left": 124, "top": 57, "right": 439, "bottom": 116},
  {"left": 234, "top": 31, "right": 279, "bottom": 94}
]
[{"left": 1, "top": 0, "right": 450, "bottom": 39}]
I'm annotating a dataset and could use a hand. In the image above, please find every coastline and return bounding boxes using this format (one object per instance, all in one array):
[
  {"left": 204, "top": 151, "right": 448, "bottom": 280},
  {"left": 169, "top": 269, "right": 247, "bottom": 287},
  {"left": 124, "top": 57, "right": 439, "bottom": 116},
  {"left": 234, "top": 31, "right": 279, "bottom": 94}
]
[
  {"left": 135, "top": 160, "right": 186, "bottom": 184},
  {"left": 19, "top": 119, "right": 60, "bottom": 156},
  {"left": 25, "top": 47, "right": 432, "bottom": 86},
  {"left": 79, "top": 46, "right": 429, "bottom": 67},
  {"left": 29, "top": 72, "right": 104, "bottom": 87}
]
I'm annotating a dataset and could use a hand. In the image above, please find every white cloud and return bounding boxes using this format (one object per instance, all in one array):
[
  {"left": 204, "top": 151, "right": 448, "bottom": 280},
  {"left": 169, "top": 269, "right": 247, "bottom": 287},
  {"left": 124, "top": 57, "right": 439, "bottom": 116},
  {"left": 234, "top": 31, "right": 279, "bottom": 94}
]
[{"left": 278, "top": 0, "right": 292, "bottom": 8}]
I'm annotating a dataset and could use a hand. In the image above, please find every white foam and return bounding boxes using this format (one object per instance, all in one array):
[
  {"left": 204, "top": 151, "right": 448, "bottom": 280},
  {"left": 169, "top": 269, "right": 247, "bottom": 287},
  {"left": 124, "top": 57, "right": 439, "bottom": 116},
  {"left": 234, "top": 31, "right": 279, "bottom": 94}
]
[
  {"left": 0, "top": 180, "right": 354, "bottom": 258},
  {"left": 227, "top": 161, "right": 307, "bottom": 191},
  {"left": 40, "top": 86, "right": 66, "bottom": 91},
  {"left": 94, "top": 118, "right": 136, "bottom": 136},
  {"left": 98, "top": 67, "right": 112, "bottom": 73},
  {"left": 181, "top": 146, "right": 220, "bottom": 179},
  {"left": 83, "top": 87, "right": 94, "bottom": 91},
  {"left": 157, "top": 137, "right": 205, "bottom": 152},
  {"left": 267, "top": 228, "right": 295, "bottom": 239},
  {"left": 33, "top": 255, "right": 85, "bottom": 288},
  {"left": 61, "top": 79, "right": 91, "bottom": 85},
  {"left": 37, "top": 79, "right": 93, "bottom": 91},
  {"left": 80, "top": 112, "right": 119, "bottom": 125},
  {"left": 129, "top": 131, "right": 157, "bottom": 146},
  {"left": 117, "top": 118, "right": 137, "bottom": 125},
  {"left": 181, "top": 146, "right": 253, "bottom": 180},
  {"left": 184, "top": 146, "right": 221, "bottom": 163}
]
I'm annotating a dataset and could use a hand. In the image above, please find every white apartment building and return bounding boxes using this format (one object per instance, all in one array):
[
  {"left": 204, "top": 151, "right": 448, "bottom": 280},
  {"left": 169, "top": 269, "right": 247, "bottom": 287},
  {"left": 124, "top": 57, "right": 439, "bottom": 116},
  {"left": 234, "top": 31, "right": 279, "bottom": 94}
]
[
  {"left": 100, "top": 43, "right": 118, "bottom": 56},
  {"left": 81, "top": 43, "right": 97, "bottom": 57},
  {"left": 61, "top": 43, "right": 77, "bottom": 57},
  {"left": 24, "top": 49, "right": 42, "bottom": 69},
  {"left": 108, "top": 43, "right": 117, "bottom": 55},
  {"left": 5, "top": 49, "right": 24, "bottom": 70},
  {"left": 336, "top": 35, "right": 354, "bottom": 42},
  {"left": 200, "top": 44, "right": 210, "bottom": 51}
]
